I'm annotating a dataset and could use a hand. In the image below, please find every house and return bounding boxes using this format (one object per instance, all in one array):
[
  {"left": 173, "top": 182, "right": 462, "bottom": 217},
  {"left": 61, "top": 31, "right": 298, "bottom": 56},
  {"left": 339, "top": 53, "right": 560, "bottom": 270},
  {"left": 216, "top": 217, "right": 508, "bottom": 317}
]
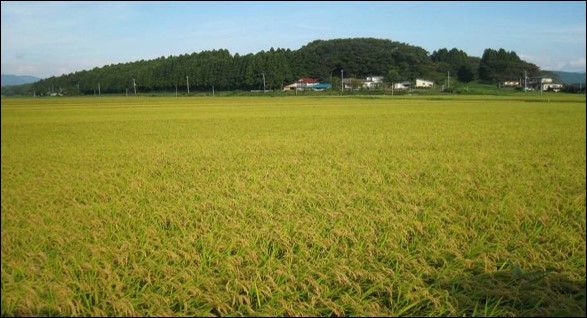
[
  {"left": 526, "top": 77, "right": 551, "bottom": 90},
  {"left": 283, "top": 78, "right": 319, "bottom": 91},
  {"left": 526, "top": 77, "right": 562, "bottom": 91},
  {"left": 393, "top": 81, "right": 412, "bottom": 90},
  {"left": 297, "top": 77, "right": 319, "bottom": 88},
  {"left": 363, "top": 76, "right": 384, "bottom": 89},
  {"left": 415, "top": 79, "right": 434, "bottom": 88},
  {"left": 283, "top": 78, "right": 331, "bottom": 91},
  {"left": 283, "top": 83, "right": 298, "bottom": 91},
  {"left": 342, "top": 78, "right": 353, "bottom": 90},
  {"left": 543, "top": 83, "right": 563, "bottom": 92}
]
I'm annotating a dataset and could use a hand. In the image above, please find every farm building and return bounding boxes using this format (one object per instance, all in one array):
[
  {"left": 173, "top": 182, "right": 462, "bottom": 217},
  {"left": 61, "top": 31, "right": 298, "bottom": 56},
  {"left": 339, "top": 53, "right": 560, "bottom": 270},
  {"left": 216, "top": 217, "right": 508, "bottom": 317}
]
[
  {"left": 415, "top": 79, "right": 434, "bottom": 88},
  {"left": 283, "top": 78, "right": 331, "bottom": 91},
  {"left": 311, "top": 83, "right": 332, "bottom": 90}
]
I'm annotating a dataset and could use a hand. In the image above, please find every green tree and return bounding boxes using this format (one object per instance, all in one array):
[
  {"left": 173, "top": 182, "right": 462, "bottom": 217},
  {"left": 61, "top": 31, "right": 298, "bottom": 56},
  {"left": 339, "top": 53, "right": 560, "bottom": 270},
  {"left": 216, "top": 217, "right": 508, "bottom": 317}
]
[
  {"left": 384, "top": 69, "right": 401, "bottom": 85},
  {"left": 457, "top": 64, "right": 475, "bottom": 83}
]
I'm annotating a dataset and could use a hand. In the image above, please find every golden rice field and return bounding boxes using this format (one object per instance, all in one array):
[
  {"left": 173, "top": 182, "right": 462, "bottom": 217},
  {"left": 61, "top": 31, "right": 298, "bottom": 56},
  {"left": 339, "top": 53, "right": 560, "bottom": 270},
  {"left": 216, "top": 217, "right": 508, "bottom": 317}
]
[{"left": 1, "top": 95, "right": 585, "bottom": 316}]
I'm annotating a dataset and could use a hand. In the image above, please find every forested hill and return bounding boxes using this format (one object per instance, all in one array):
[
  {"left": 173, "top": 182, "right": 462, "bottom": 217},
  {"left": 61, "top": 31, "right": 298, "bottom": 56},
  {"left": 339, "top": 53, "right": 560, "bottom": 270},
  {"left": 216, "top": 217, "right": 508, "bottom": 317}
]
[{"left": 31, "top": 38, "right": 540, "bottom": 95}]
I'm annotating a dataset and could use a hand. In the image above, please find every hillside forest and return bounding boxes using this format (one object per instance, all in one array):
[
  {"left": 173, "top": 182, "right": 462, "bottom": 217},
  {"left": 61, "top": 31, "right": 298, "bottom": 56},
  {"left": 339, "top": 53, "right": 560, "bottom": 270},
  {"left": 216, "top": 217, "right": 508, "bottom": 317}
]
[{"left": 21, "top": 38, "right": 542, "bottom": 95}]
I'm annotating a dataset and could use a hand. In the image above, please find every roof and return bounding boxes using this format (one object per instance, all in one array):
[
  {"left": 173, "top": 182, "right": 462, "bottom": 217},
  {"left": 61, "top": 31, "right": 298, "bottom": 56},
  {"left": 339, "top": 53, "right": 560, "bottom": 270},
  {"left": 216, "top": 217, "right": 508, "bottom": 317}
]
[
  {"left": 312, "top": 83, "right": 332, "bottom": 89},
  {"left": 297, "top": 77, "right": 319, "bottom": 84}
]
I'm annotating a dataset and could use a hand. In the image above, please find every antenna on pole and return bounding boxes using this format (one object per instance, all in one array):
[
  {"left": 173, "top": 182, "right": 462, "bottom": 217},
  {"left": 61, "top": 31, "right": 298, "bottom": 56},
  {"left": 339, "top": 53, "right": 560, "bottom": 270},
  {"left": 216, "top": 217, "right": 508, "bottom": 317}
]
[{"left": 186, "top": 76, "right": 190, "bottom": 94}]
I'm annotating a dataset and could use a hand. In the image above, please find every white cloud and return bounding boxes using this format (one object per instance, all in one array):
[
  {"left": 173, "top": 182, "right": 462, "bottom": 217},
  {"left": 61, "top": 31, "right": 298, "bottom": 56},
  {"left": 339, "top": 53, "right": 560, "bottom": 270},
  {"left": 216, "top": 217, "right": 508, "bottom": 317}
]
[
  {"left": 569, "top": 58, "right": 586, "bottom": 68},
  {"left": 520, "top": 54, "right": 586, "bottom": 73},
  {"left": 2, "top": 2, "right": 585, "bottom": 77}
]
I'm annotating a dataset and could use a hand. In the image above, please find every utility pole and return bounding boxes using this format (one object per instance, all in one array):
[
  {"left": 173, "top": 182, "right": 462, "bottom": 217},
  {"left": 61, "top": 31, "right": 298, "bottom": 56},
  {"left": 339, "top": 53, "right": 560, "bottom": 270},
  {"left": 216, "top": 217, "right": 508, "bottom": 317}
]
[
  {"left": 524, "top": 71, "right": 527, "bottom": 92},
  {"left": 126, "top": 88, "right": 128, "bottom": 97},
  {"left": 186, "top": 76, "right": 190, "bottom": 94},
  {"left": 447, "top": 71, "right": 450, "bottom": 90},
  {"left": 341, "top": 69, "right": 344, "bottom": 93},
  {"left": 175, "top": 85, "right": 178, "bottom": 97},
  {"left": 133, "top": 79, "right": 137, "bottom": 95},
  {"left": 212, "top": 84, "right": 215, "bottom": 97},
  {"left": 98, "top": 83, "right": 101, "bottom": 95},
  {"left": 262, "top": 72, "right": 266, "bottom": 93}
]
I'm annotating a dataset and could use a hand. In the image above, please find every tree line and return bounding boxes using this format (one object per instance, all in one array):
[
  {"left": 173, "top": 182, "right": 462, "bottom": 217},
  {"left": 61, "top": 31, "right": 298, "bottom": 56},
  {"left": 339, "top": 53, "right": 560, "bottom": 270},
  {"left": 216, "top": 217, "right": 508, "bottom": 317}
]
[{"left": 23, "top": 38, "right": 541, "bottom": 95}]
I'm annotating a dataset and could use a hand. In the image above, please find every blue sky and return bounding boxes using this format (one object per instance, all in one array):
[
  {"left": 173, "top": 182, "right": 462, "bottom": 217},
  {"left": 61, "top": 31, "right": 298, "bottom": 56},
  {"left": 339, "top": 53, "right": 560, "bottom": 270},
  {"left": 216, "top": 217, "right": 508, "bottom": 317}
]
[{"left": 1, "top": 1, "right": 585, "bottom": 78}]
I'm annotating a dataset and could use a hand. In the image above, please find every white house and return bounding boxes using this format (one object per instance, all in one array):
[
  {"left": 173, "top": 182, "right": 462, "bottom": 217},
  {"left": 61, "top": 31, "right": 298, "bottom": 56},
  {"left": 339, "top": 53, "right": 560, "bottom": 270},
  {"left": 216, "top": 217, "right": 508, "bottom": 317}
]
[
  {"left": 527, "top": 77, "right": 562, "bottom": 91},
  {"left": 367, "top": 76, "right": 384, "bottom": 82},
  {"left": 415, "top": 79, "right": 434, "bottom": 88},
  {"left": 543, "top": 83, "right": 563, "bottom": 92},
  {"left": 363, "top": 76, "right": 384, "bottom": 89},
  {"left": 393, "top": 81, "right": 412, "bottom": 90}
]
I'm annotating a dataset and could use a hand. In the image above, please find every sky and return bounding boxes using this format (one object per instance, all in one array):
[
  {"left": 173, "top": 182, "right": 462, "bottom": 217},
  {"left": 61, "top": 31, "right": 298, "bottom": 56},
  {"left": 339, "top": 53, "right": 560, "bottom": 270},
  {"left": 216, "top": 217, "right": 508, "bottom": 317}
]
[{"left": 1, "top": 1, "right": 585, "bottom": 79}]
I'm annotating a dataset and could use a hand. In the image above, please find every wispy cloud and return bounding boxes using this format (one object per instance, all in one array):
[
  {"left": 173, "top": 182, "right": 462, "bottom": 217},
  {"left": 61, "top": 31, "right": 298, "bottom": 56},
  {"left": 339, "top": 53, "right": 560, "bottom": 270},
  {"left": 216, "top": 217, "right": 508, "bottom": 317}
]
[{"left": 521, "top": 54, "right": 586, "bottom": 73}]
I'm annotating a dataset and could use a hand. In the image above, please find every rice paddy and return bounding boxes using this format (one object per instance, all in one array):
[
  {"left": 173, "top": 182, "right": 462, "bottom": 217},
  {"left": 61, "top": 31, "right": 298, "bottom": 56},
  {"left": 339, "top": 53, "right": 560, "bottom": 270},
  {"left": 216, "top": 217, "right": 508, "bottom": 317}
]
[{"left": 1, "top": 95, "right": 585, "bottom": 316}]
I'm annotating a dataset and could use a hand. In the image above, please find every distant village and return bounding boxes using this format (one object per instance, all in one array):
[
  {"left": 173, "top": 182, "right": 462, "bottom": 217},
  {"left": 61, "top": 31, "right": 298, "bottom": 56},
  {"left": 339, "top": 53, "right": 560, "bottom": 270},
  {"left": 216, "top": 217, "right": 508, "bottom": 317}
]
[{"left": 281, "top": 76, "right": 563, "bottom": 92}]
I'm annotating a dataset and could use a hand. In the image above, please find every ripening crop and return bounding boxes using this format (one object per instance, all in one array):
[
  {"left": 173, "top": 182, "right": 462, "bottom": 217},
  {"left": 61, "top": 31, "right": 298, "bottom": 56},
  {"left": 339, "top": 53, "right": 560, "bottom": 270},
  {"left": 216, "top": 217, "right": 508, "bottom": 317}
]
[{"left": 1, "top": 95, "right": 585, "bottom": 316}]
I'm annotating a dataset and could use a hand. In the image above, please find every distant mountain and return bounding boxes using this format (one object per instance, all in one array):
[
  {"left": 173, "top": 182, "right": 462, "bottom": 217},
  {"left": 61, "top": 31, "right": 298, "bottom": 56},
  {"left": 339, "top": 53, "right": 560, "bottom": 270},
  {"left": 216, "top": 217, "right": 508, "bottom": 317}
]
[
  {"left": 1, "top": 74, "right": 41, "bottom": 86},
  {"left": 548, "top": 71, "right": 586, "bottom": 85}
]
